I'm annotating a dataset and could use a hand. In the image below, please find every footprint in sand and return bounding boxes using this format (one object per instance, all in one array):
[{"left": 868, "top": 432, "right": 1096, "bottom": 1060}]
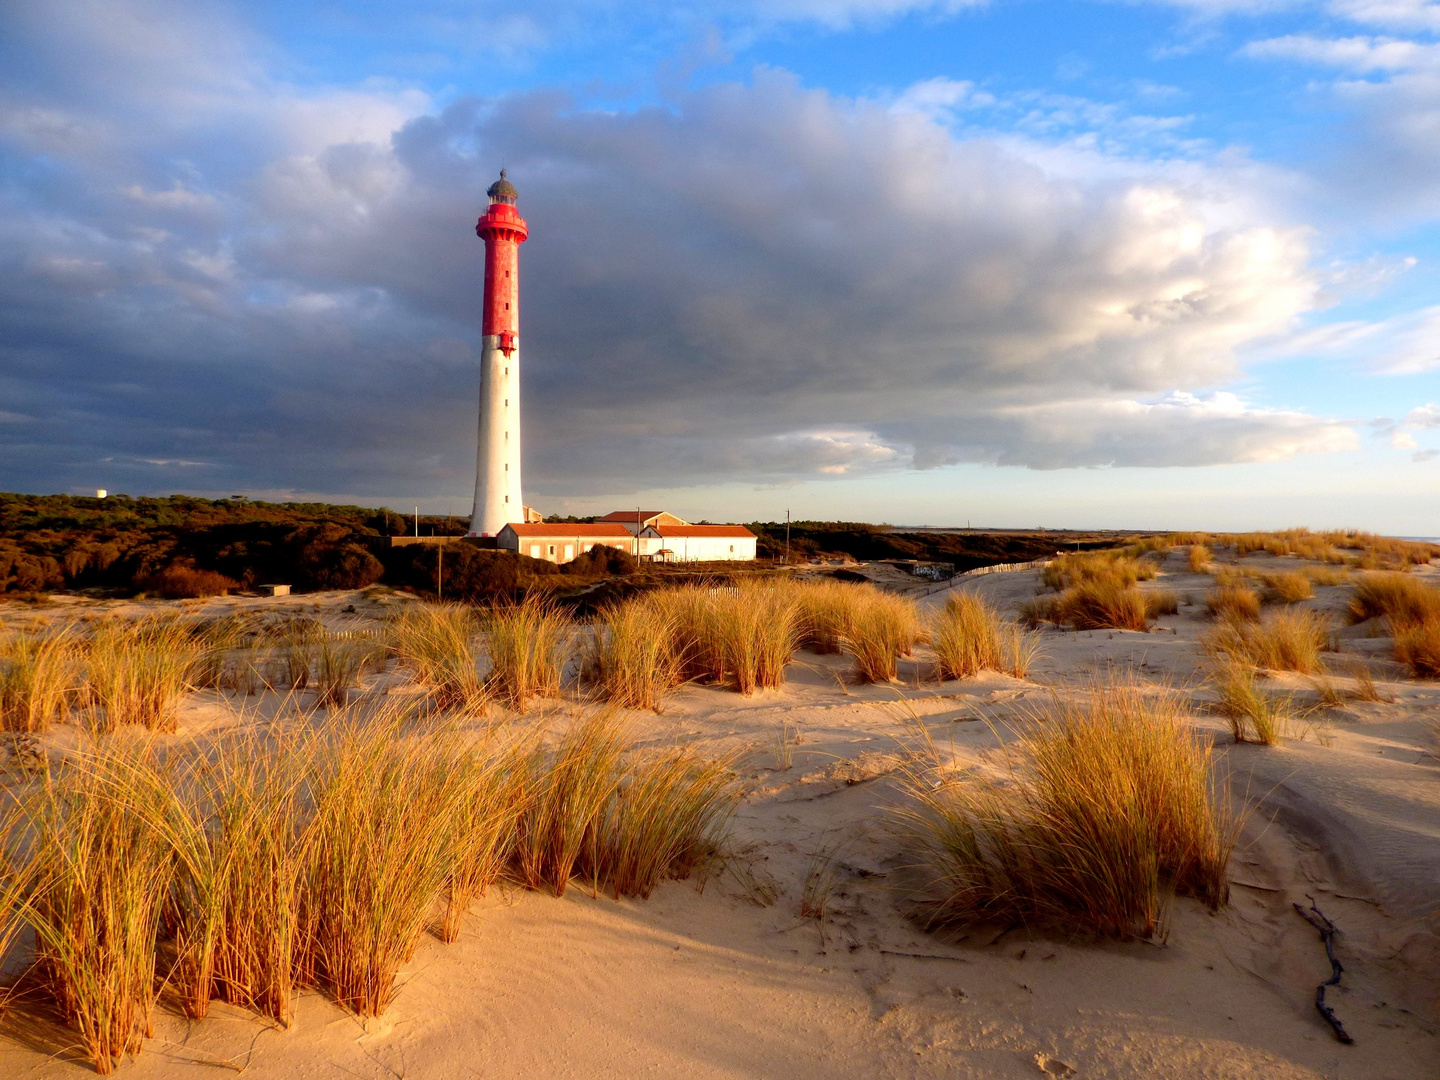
[{"left": 1034, "top": 1052, "right": 1076, "bottom": 1077}]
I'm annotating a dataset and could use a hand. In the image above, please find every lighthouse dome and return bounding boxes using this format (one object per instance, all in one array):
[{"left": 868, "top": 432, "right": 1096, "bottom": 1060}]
[{"left": 487, "top": 169, "right": 518, "bottom": 204}]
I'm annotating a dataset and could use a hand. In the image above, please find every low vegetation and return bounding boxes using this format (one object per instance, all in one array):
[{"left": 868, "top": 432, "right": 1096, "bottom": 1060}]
[
  {"left": 895, "top": 685, "right": 1234, "bottom": 939},
  {"left": 1210, "top": 659, "right": 1293, "bottom": 744},
  {"left": 391, "top": 604, "right": 486, "bottom": 711},
  {"left": 1022, "top": 580, "right": 1149, "bottom": 632},
  {"left": 485, "top": 596, "right": 569, "bottom": 711},
  {"left": 932, "top": 593, "right": 1040, "bottom": 680},
  {"left": 1206, "top": 585, "right": 1261, "bottom": 623},
  {"left": 0, "top": 705, "right": 737, "bottom": 1071},
  {"left": 1204, "top": 609, "right": 1330, "bottom": 674}
]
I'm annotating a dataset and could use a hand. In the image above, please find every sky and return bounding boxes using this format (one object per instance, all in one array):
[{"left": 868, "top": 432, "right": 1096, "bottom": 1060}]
[{"left": 2, "top": 0, "right": 1439, "bottom": 531}]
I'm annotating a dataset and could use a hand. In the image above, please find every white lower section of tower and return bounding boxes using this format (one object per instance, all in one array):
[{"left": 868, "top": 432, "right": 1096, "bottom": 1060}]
[{"left": 468, "top": 335, "right": 522, "bottom": 537}]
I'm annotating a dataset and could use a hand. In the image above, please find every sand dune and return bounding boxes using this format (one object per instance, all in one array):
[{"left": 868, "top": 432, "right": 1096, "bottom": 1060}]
[{"left": 2, "top": 549, "right": 1438, "bottom": 1078}]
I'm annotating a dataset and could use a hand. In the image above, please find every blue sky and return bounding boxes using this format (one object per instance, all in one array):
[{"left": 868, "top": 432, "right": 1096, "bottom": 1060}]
[{"left": 2, "top": 0, "right": 1438, "bottom": 531}]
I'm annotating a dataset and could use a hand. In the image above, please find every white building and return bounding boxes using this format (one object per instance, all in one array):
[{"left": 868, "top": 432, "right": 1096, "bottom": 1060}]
[
  {"left": 640, "top": 524, "right": 757, "bottom": 562},
  {"left": 596, "top": 509, "right": 691, "bottom": 536},
  {"left": 497, "top": 522, "right": 633, "bottom": 564}
]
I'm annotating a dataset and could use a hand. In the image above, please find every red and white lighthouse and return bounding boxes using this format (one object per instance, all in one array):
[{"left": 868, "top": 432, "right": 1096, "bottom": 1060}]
[{"left": 469, "top": 169, "right": 529, "bottom": 537}]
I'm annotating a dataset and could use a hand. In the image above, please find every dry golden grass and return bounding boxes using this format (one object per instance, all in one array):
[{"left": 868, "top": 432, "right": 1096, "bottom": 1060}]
[
  {"left": 1206, "top": 585, "right": 1261, "bottom": 622},
  {"left": 441, "top": 733, "right": 531, "bottom": 942},
  {"left": 1210, "top": 658, "right": 1292, "bottom": 744},
  {"left": 1345, "top": 573, "right": 1440, "bottom": 678},
  {"left": 1042, "top": 552, "right": 1157, "bottom": 591},
  {"left": 714, "top": 583, "right": 801, "bottom": 694},
  {"left": 162, "top": 732, "right": 309, "bottom": 1024},
  {"left": 1187, "top": 544, "right": 1211, "bottom": 573},
  {"left": 84, "top": 617, "right": 199, "bottom": 733},
  {"left": 643, "top": 583, "right": 805, "bottom": 694},
  {"left": 0, "top": 627, "right": 81, "bottom": 733},
  {"left": 1348, "top": 572, "right": 1440, "bottom": 627},
  {"left": 895, "top": 685, "right": 1233, "bottom": 939},
  {"left": 580, "top": 743, "right": 740, "bottom": 899},
  {"left": 1023, "top": 580, "right": 1149, "bottom": 632},
  {"left": 932, "top": 593, "right": 1002, "bottom": 680},
  {"left": 21, "top": 740, "right": 174, "bottom": 1073},
  {"left": 295, "top": 707, "right": 483, "bottom": 1016},
  {"left": 1204, "top": 609, "right": 1330, "bottom": 674},
  {"left": 1258, "top": 571, "right": 1313, "bottom": 604},
  {"left": 1396, "top": 621, "right": 1440, "bottom": 678},
  {"left": 512, "top": 710, "right": 627, "bottom": 895},
  {"left": 391, "top": 603, "right": 486, "bottom": 711},
  {"left": 842, "top": 589, "right": 921, "bottom": 683},
  {"left": 584, "top": 598, "right": 680, "bottom": 710},
  {"left": 930, "top": 593, "right": 1042, "bottom": 681},
  {"left": 789, "top": 579, "right": 856, "bottom": 655},
  {"left": 1145, "top": 590, "right": 1180, "bottom": 618},
  {"left": 3, "top": 689, "right": 738, "bottom": 1060},
  {"left": 485, "top": 596, "right": 570, "bottom": 711}
]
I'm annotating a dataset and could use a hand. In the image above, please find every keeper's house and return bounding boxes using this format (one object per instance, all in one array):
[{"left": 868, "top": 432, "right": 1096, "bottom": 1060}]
[
  {"left": 597, "top": 509, "right": 691, "bottom": 535},
  {"left": 496, "top": 522, "right": 633, "bottom": 564},
  {"left": 640, "top": 524, "right": 757, "bottom": 563}
]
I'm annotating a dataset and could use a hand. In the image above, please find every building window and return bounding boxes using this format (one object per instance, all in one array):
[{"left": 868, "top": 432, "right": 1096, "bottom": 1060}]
[
  {"left": 505, "top": 302, "right": 510, "bottom": 310},
  {"left": 729, "top": 545, "right": 734, "bottom": 553},
  {"left": 505, "top": 463, "right": 508, "bottom": 472},
  {"left": 505, "top": 496, "right": 509, "bottom": 503},
  {"left": 547, "top": 545, "right": 555, "bottom": 556},
  {"left": 505, "top": 399, "right": 508, "bottom": 407}
]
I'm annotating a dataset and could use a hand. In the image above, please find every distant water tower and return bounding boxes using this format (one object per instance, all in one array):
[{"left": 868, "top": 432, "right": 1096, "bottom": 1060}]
[{"left": 468, "top": 169, "right": 528, "bottom": 537}]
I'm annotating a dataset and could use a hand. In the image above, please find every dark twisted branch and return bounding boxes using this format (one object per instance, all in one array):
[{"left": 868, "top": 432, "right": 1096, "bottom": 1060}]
[{"left": 1293, "top": 896, "right": 1354, "bottom": 1044}]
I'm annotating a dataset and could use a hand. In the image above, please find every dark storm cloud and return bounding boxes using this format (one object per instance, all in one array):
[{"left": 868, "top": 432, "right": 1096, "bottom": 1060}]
[{"left": 0, "top": 3, "right": 1351, "bottom": 500}]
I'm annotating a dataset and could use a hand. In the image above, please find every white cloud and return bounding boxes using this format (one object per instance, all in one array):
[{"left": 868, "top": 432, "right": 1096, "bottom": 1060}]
[
  {"left": 1244, "top": 33, "right": 1440, "bottom": 71},
  {"left": 0, "top": 0, "right": 1368, "bottom": 497},
  {"left": 1407, "top": 402, "right": 1440, "bottom": 426}
]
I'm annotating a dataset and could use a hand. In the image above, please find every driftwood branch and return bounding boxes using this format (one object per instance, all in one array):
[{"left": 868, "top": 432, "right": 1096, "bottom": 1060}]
[{"left": 1293, "top": 896, "right": 1354, "bottom": 1044}]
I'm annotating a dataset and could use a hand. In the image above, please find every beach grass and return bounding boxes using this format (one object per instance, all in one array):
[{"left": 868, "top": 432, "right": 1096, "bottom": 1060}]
[{"left": 894, "top": 685, "right": 1233, "bottom": 939}]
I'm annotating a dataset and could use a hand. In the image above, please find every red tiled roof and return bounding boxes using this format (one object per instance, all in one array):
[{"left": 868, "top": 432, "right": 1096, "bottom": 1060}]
[
  {"left": 598, "top": 510, "right": 669, "bottom": 522},
  {"left": 649, "top": 525, "right": 756, "bottom": 539},
  {"left": 501, "top": 522, "right": 633, "bottom": 537}
]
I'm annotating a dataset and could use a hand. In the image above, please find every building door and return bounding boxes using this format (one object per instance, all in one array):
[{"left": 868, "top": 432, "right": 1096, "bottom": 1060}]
[{"left": 563, "top": 544, "right": 574, "bottom": 561}]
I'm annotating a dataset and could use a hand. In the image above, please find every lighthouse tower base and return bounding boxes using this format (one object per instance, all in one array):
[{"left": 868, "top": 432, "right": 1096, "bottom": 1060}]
[{"left": 468, "top": 334, "right": 522, "bottom": 537}]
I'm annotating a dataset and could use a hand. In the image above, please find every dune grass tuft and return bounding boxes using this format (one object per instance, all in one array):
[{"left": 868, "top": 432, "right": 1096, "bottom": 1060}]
[
  {"left": 1, "top": 627, "right": 81, "bottom": 733},
  {"left": 1204, "top": 609, "right": 1330, "bottom": 674},
  {"left": 932, "top": 593, "right": 1002, "bottom": 680},
  {"left": 585, "top": 598, "right": 680, "bottom": 710},
  {"left": 1210, "top": 659, "right": 1292, "bottom": 744},
  {"left": 1023, "top": 580, "right": 1149, "bottom": 632},
  {"left": 932, "top": 592, "right": 1040, "bottom": 681},
  {"left": 1258, "top": 571, "right": 1313, "bottom": 604},
  {"left": 580, "top": 744, "right": 740, "bottom": 899},
  {"left": 295, "top": 708, "right": 481, "bottom": 1016},
  {"left": 1188, "top": 544, "right": 1212, "bottom": 573},
  {"left": 84, "top": 618, "right": 199, "bottom": 733},
  {"left": 391, "top": 604, "right": 486, "bottom": 711},
  {"left": 894, "top": 685, "right": 1233, "bottom": 940},
  {"left": 22, "top": 741, "right": 175, "bottom": 1073},
  {"left": 1206, "top": 585, "right": 1261, "bottom": 622},
  {"left": 842, "top": 589, "right": 922, "bottom": 683},
  {"left": 485, "top": 595, "right": 570, "bottom": 711}
]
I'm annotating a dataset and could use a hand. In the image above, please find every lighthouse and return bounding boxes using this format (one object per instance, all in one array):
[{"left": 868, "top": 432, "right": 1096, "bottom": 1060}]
[{"left": 468, "top": 169, "right": 528, "bottom": 537}]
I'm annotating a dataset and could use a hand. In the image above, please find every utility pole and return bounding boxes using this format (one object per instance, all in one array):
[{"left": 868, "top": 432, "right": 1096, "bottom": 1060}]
[
  {"left": 636, "top": 506, "right": 641, "bottom": 559},
  {"left": 785, "top": 509, "right": 791, "bottom": 566},
  {"left": 437, "top": 542, "right": 443, "bottom": 601},
  {"left": 414, "top": 506, "right": 419, "bottom": 537}
]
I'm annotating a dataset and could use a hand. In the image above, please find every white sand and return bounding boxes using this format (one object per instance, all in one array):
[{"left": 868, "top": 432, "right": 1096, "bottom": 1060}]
[{"left": 2, "top": 552, "right": 1438, "bottom": 1078}]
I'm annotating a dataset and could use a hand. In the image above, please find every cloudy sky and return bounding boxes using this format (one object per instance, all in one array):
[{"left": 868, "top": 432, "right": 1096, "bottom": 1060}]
[{"left": 2, "top": 0, "right": 1439, "bottom": 531}]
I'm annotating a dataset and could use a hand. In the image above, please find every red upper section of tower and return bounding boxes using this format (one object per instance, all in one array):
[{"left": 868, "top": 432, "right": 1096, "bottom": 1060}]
[{"left": 476, "top": 170, "right": 527, "bottom": 346}]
